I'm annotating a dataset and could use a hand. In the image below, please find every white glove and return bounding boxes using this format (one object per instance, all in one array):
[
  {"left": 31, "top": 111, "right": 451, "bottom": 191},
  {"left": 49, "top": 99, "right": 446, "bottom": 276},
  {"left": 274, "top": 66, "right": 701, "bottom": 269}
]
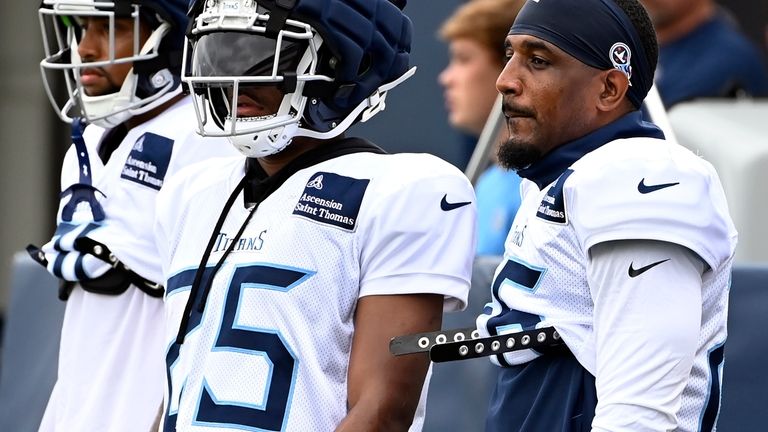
[{"left": 41, "top": 222, "right": 113, "bottom": 281}]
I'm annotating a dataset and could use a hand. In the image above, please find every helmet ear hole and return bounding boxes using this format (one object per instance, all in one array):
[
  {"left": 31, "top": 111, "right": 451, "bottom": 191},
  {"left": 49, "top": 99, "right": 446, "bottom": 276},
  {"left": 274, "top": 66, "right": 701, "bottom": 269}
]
[
  {"left": 316, "top": 46, "right": 337, "bottom": 77},
  {"left": 327, "top": 56, "right": 339, "bottom": 71},
  {"left": 334, "top": 84, "right": 355, "bottom": 102},
  {"left": 357, "top": 54, "right": 371, "bottom": 77}
]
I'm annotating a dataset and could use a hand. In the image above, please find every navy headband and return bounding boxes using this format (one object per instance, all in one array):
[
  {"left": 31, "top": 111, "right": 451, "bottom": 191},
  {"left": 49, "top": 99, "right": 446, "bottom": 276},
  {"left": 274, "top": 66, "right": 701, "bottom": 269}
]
[{"left": 510, "top": 0, "right": 652, "bottom": 108}]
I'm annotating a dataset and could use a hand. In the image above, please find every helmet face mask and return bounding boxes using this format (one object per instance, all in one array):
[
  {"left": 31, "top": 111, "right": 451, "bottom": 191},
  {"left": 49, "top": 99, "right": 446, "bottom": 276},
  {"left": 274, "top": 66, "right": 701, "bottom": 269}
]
[
  {"left": 184, "top": 0, "right": 415, "bottom": 158},
  {"left": 183, "top": 8, "right": 324, "bottom": 156},
  {"left": 39, "top": 0, "right": 187, "bottom": 127}
]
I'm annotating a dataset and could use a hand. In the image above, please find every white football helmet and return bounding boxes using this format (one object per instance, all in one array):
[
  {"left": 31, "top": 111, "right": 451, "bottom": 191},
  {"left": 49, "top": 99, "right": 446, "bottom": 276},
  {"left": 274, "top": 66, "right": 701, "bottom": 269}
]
[
  {"left": 183, "top": 0, "right": 416, "bottom": 157},
  {"left": 39, "top": 0, "right": 189, "bottom": 128}
]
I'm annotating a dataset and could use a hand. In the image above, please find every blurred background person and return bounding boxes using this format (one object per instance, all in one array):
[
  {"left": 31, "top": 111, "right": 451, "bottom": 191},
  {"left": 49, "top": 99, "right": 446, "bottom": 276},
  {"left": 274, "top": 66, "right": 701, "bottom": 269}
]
[
  {"left": 423, "top": 1, "right": 524, "bottom": 431},
  {"left": 438, "top": 0, "right": 525, "bottom": 256},
  {"left": 640, "top": 0, "right": 768, "bottom": 107}
]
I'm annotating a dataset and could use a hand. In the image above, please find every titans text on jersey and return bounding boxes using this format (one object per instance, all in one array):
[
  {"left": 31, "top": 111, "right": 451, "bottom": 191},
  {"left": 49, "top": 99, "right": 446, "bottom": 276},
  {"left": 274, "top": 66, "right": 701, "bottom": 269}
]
[{"left": 155, "top": 149, "right": 477, "bottom": 431}]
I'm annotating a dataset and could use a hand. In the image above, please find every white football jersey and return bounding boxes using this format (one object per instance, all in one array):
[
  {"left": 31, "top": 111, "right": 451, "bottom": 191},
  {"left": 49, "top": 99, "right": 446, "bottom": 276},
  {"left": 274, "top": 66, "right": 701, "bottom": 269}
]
[
  {"left": 39, "top": 97, "right": 238, "bottom": 432},
  {"left": 478, "top": 133, "right": 737, "bottom": 431},
  {"left": 155, "top": 149, "right": 476, "bottom": 431}
]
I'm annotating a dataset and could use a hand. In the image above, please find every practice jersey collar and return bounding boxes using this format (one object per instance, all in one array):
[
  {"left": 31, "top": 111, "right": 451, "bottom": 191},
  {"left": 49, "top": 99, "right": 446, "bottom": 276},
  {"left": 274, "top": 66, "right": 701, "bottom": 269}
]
[
  {"left": 517, "top": 110, "right": 664, "bottom": 189},
  {"left": 243, "top": 137, "right": 386, "bottom": 207}
]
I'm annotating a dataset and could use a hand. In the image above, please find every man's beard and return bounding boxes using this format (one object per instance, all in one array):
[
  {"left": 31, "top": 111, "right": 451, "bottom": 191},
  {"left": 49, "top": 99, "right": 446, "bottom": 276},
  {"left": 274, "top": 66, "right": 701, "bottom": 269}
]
[
  {"left": 497, "top": 136, "right": 543, "bottom": 171},
  {"left": 82, "top": 66, "right": 122, "bottom": 97}
]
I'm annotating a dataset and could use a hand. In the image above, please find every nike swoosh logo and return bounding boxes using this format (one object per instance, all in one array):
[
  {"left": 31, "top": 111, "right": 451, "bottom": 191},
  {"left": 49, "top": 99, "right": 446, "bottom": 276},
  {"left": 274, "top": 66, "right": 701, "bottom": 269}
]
[
  {"left": 637, "top": 178, "right": 680, "bottom": 194},
  {"left": 440, "top": 194, "right": 471, "bottom": 211},
  {"left": 628, "top": 259, "right": 670, "bottom": 278}
]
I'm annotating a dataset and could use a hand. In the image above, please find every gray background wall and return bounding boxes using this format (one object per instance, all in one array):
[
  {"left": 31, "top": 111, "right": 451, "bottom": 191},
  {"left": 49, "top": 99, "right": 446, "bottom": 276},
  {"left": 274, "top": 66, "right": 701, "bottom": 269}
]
[
  {"left": 0, "top": 1, "right": 68, "bottom": 315},
  {"left": 350, "top": 0, "right": 466, "bottom": 164}
]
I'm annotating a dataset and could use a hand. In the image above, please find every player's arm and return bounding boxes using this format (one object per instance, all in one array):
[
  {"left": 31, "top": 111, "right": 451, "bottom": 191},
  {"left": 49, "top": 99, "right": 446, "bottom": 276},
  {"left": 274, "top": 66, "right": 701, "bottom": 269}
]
[
  {"left": 335, "top": 292, "right": 443, "bottom": 432},
  {"left": 336, "top": 164, "right": 475, "bottom": 431},
  {"left": 588, "top": 239, "right": 705, "bottom": 431}
]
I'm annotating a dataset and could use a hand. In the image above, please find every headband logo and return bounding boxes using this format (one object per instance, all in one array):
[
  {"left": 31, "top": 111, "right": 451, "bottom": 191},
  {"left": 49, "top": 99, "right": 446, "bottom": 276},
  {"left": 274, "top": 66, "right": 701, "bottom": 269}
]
[{"left": 609, "top": 42, "right": 632, "bottom": 86}]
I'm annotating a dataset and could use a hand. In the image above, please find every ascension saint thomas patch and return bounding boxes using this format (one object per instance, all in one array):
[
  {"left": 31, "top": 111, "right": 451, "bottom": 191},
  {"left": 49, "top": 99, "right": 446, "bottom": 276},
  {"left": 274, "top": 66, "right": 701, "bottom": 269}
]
[
  {"left": 120, "top": 132, "right": 174, "bottom": 191},
  {"left": 536, "top": 169, "right": 573, "bottom": 224},
  {"left": 293, "top": 172, "right": 369, "bottom": 231}
]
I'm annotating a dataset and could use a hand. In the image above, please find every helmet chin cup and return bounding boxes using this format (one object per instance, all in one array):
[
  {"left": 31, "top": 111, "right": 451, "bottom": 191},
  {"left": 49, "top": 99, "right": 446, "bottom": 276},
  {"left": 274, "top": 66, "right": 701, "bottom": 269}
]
[
  {"left": 227, "top": 123, "right": 299, "bottom": 157},
  {"left": 87, "top": 105, "right": 133, "bottom": 129},
  {"left": 80, "top": 70, "right": 139, "bottom": 128}
]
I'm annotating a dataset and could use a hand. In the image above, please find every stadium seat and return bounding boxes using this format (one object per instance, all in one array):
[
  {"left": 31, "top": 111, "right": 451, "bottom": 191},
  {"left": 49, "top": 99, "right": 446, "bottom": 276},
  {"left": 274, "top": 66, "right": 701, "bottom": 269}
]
[
  {"left": 0, "top": 252, "right": 64, "bottom": 432},
  {"left": 668, "top": 100, "right": 768, "bottom": 263},
  {"left": 717, "top": 263, "right": 768, "bottom": 431},
  {"left": 423, "top": 255, "right": 502, "bottom": 432}
]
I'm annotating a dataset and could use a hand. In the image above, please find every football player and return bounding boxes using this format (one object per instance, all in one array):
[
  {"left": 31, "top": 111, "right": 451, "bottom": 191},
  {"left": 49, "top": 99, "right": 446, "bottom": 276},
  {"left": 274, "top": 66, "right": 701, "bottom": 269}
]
[
  {"left": 33, "top": 1, "right": 237, "bottom": 430},
  {"left": 475, "top": 0, "right": 737, "bottom": 430},
  {"left": 154, "top": 0, "right": 476, "bottom": 430}
]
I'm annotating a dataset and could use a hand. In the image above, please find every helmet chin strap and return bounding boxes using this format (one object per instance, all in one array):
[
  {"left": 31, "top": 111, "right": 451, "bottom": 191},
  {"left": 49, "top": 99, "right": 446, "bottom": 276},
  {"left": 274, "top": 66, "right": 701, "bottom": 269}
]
[
  {"left": 72, "top": 21, "right": 176, "bottom": 128},
  {"left": 222, "top": 66, "right": 416, "bottom": 158},
  {"left": 296, "top": 65, "right": 417, "bottom": 140}
]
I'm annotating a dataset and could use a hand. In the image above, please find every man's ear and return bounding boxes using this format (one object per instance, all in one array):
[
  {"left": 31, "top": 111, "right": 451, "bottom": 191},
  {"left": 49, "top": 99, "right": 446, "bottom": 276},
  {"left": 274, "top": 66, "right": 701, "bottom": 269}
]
[{"left": 597, "top": 69, "right": 630, "bottom": 112}]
